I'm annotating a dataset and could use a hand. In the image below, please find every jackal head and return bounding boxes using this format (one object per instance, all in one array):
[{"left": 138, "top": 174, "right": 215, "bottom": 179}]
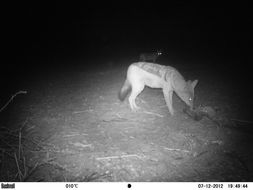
[{"left": 178, "top": 80, "right": 198, "bottom": 110}]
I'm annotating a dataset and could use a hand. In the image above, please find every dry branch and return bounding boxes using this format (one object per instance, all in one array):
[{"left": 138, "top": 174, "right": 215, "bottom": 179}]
[
  {"left": 14, "top": 153, "right": 23, "bottom": 181},
  {"left": 142, "top": 111, "right": 164, "bottom": 118},
  {"left": 0, "top": 90, "right": 27, "bottom": 113},
  {"left": 23, "top": 162, "right": 39, "bottom": 181},
  {"left": 18, "top": 129, "right": 22, "bottom": 160},
  {"left": 96, "top": 154, "right": 143, "bottom": 161},
  {"left": 163, "top": 147, "right": 190, "bottom": 153}
]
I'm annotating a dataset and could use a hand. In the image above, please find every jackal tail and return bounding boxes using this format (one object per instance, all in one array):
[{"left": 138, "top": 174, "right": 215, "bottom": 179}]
[{"left": 118, "top": 79, "right": 131, "bottom": 101}]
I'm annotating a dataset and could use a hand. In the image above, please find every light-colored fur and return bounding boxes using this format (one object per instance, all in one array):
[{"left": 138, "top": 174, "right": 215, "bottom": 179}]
[{"left": 119, "top": 62, "right": 198, "bottom": 115}]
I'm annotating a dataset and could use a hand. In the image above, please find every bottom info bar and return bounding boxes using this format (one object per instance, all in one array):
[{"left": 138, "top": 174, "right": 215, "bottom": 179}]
[{"left": 0, "top": 182, "right": 251, "bottom": 190}]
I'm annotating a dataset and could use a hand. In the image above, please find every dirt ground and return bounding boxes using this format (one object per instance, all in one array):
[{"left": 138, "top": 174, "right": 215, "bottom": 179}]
[{"left": 1, "top": 60, "right": 253, "bottom": 182}]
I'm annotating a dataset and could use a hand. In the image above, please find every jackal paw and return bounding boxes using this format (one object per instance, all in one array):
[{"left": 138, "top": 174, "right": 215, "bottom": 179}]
[
  {"left": 131, "top": 106, "right": 140, "bottom": 112},
  {"left": 169, "top": 110, "right": 174, "bottom": 116}
]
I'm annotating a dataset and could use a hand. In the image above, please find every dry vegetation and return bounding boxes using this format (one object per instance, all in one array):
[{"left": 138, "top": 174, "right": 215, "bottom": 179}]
[{"left": 1, "top": 63, "right": 252, "bottom": 182}]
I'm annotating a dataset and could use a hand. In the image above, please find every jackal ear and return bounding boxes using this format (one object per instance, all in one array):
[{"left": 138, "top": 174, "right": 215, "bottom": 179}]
[{"left": 191, "top": 80, "right": 198, "bottom": 89}]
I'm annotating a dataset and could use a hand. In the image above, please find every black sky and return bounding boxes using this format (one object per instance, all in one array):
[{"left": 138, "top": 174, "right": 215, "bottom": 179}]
[{"left": 4, "top": 1, "right": 250, "bottom": 67}]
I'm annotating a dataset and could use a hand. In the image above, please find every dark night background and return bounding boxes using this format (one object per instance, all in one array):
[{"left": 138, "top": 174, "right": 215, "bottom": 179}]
[
  {"left": 0, "top": 1, "right": 253, "bottom": 182},
  {"left": 1, "top": 1, "right": 251, "bottom": 95}
]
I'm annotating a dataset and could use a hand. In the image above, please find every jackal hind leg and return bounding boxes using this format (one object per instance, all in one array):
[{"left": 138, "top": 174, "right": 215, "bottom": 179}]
[
  {"left": 128, "top": 84, "right": 144, "bottom": 111},
  {"left": 163, "top": 88, "right": 174, "bottom": 115}
]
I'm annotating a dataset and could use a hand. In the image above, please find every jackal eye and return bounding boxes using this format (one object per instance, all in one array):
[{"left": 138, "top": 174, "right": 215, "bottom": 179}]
[{"left": 189, "top": 97, "right": 193, "bottom": 102}]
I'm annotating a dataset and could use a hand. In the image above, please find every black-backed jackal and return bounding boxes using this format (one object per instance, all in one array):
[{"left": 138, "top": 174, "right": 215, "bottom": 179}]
[
  {"left": 139, "top": 50, "right": 162, "bottom": 62},
  {"left": 118, "top": 62, "right": 198, "bottom": 115}
]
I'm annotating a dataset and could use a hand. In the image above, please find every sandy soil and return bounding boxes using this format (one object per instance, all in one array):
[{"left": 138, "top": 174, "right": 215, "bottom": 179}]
[{"left": 1, "top": 61, "right": 252, "bottom": 182}]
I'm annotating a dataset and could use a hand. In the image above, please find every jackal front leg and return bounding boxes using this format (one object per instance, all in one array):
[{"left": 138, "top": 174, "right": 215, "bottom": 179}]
[{"left": 162, "top": 87, "right": 174, "bottom": 115}]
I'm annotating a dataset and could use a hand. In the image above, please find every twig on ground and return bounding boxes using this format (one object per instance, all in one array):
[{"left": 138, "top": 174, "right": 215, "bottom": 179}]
[
  {"left": 70, "top": 142, "right": 93, "bottom": 148},
  {"left": 194, "top": 151, "right": 208, "bottom": 157},
  {"left": 0, "top": 91, "right": 27, "bottom": 113},
  {"left": 82, "top": 171, "right": 111, "bottom": 182},
  {"left": 63, "top": 134, "right": 86, "bottom": 137},
  {"left": 1, "top": 130, "right": 44, "bottom": 151},
  {"left": 1, "top": 126, "right": 23, "bottom": 134},
  {"left": 163, "top": 147, "right": 190, "bottom": 153},
  {"left": 18, "top": 119, "right": 28, "bottom": 159},
  {"left": 43, "top": 159, "right": 70, "bottom": 172},
  {"left": 20, "top": 118, "right": 28, "bottom": 130},
  {"left": 23, "top": 156, "right": 27, "bottom": 178},
  {"left": 26, "top": 138, "right": 48, "bottom": 150},
  {"left": 115, "top": 113, "right": 122, "bottom": 118},
  {"left": 18, "top": 129, "right": 22, "bottom": 160},
  {"left": 14, "top": 153, "right": 23, "bottom": 181},
  {"left": 1, "top": 138, "right": 17, "bottom": 150},
  {"left": 96, "top": 154, "right": 143, "bottom": 161},
  {"left": 23, "top": 162, "right": 39, "bottom": 182},
  {"left": 142, "top": 111, "right": 164, "bottom": 118},
  {"left": 102, "top": 117, "right": 128, "bottom": 122}
]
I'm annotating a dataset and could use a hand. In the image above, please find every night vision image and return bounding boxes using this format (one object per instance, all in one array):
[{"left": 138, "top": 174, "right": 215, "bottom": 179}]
[{"left": 0, "top": 1, "right": 251, "bottom": 182}]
